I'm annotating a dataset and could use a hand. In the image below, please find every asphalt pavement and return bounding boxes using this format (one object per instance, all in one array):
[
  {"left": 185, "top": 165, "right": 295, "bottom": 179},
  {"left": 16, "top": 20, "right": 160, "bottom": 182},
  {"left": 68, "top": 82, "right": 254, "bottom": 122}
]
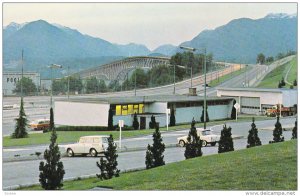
[{"left": 2, "top": 117, "right": 296, "bottom": 189}]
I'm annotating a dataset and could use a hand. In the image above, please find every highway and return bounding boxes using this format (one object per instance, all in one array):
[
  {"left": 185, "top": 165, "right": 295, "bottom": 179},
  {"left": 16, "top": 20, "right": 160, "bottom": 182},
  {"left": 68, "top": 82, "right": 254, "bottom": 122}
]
[
  {"left": 2, "top": 63, "right": 241, "bottom": 136},
  {"left": 2, "top": 55, "right": 297, "bottom": 189},
  {"left": 2, "top": 56, "right": 293, "bottom": 136},
  {"left": 2, "top": 117, "right": 296, "bottom": 189}
]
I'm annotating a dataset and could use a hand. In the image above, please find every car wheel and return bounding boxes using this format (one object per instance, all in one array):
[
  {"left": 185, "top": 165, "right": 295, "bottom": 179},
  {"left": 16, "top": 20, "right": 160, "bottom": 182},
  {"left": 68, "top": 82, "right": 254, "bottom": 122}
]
[
  {"left": 202, "top": 140, "right": 207, "bottom": 147},
  {"left": 90, "top": 148, "right": 98, "bottom": 157},
  {"left": 179, "top": 140, "right": 185, "bottom": 147},
  {"left": 67, "top": 149, "right": 74, "bottom": 157},
  {"left": 211, "top": 142, "right": 216, "bottom": 146}
]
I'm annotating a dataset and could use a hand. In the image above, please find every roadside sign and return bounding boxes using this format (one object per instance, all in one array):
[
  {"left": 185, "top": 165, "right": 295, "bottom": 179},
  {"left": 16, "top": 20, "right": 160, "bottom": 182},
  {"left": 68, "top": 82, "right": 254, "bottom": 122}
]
[
  {"left": 119, "top": 120, "right": 124, "bottom": 127},
  {"left": 166, "top": 108, "right": 171, "bottom": 114},
  {"left": 234, "top": 103, "right": 240, "bottom": 110},
  {"left": 234, "top": 103, "right": 240, "bottom": 121}
]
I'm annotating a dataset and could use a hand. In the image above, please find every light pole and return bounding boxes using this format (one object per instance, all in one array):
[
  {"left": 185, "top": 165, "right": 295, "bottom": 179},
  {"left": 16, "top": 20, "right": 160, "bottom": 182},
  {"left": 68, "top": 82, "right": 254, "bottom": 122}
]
[
  {"left": 180, "top": 46, "right": 207, "bottom": 129},
  {"left": 48, "top": 64, "right": 62, "bottom": 107},
  {"left": 134, "top": 64, "right": 137, "bottom": 96},
  {"left": 176, "top": 64, "right": 193, "bottom": 88},
  {"left": 173, "top": 63, "right": 175, "bottom": 94},
  {"left": 67, "top": 66, "right": 70, "bottom": 100},
  {"left": 21, "top": 49, "right": 24, "bottom": 98}
]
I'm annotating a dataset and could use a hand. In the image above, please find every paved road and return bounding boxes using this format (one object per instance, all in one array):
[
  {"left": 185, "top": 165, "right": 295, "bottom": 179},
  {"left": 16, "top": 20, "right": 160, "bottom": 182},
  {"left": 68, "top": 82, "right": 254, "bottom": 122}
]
[
  {"left": 2, "top": 64, "right": 240, "bottom": 136},
  {"left": 2, "top": 117, "right": 296, "bottom": 189}
]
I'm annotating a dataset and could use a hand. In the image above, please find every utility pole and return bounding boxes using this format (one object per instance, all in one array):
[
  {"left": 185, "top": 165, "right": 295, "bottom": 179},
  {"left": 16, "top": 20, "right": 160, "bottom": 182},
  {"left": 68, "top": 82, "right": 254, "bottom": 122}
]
[
  {"left": 67, "top": 66, "right": 70, "bottom": 100},
  {"left": 203, "top": 48, "right": 207, "bottom": 129},
  {"left": 49, "top": 64, "right": 62, "bottom": 107},
  {"left": 173, "top": 64, "right": 175, "bottom": 94},
  {"left": 179, "top": 46, "right": 207, "bottom": 128},
  {"left": 190, "top": 66, "right": 193, "bottom": 88},
  {"left": 21, "top": 49, "right": 24, "bottom": 98},
  {"left": 134, "top": 64, "right": 137, "bottom": 96}
]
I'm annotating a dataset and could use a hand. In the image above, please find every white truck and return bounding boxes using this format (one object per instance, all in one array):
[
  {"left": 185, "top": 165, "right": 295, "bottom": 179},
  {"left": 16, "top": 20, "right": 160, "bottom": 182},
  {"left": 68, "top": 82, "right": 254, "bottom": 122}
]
[{"left": 177, "top": 128, "right": 220, "bottom": 147}]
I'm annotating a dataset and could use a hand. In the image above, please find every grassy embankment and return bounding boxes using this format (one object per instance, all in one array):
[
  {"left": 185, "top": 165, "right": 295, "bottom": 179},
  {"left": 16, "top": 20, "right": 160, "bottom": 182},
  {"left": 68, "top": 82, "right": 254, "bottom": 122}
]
[
  {"left": 209, "top": 67, "right": 245, "bottom": 87},
  {"left": 20, "top": 140, "right": 297, "bottom": 190},
  {"left": 3, "top": 115, "right": 272, "bottom": 147},
  {"left": 257, "top": 57, "right": 297, "bottom": 88}
]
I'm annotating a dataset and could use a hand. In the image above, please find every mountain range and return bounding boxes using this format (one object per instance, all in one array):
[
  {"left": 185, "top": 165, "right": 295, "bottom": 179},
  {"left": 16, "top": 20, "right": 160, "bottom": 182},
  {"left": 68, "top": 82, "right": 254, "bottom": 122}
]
[{"left": 3, "top": 13, "right": 297, "bottom": 77}]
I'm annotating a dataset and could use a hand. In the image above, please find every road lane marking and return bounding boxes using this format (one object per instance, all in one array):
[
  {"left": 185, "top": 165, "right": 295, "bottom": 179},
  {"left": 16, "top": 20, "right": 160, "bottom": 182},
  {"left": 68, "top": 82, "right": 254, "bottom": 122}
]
[
  {"left": 3, "top": 148, "right": 29, "bottom": 152},
  {"left": 123, "top": 137, "right": 149, "bottom": 141},
  {"left": 162, "top": 133, "right": 186, "bottom": 137}
]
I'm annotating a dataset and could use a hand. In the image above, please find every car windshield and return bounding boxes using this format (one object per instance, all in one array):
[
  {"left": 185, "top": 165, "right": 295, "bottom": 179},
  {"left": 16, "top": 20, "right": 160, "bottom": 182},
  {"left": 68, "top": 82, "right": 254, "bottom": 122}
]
[{"left": 202, "top": 130, "right": 212, "bottom": 135}]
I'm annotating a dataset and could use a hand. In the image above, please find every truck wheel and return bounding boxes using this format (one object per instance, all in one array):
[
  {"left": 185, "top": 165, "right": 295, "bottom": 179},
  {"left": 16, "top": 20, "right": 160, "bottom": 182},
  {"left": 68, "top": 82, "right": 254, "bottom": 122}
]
[
  {"left": 90, "top": 148, "right": 98, "bottom": 157},
  {"left": 211, "top": 142, "right": 216, "bottom": 146},
  {"left": 67, "top": 149, "right": 74, "bottom": 157},
  {"left": 179, "top": 140, "right": 185, "bottom": 147},
  {"left": 202, "top": 140, "right": 207, "bottom": 147}
]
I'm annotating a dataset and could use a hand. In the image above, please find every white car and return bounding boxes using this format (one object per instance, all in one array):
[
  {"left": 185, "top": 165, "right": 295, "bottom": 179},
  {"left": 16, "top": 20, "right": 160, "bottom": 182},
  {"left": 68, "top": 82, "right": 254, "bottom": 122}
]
[
  {"left": 177, "top": 128, "right": 220, "bottom": 147},
  {"left": 65, "top": 135, "right": 110, "bottom": 157}
]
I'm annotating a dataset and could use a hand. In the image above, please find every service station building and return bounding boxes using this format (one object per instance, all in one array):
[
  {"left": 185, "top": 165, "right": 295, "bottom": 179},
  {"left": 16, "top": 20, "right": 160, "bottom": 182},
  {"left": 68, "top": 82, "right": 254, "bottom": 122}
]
[{"left": 54, "top": 95, "right": 235, "bottom": 129}]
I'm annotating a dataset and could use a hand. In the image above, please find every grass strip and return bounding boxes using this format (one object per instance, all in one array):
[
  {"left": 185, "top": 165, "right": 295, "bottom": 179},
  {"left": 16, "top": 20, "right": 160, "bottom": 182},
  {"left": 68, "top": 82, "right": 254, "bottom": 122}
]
[
  {"left": 3, "top": 116, "right": 272, "bottom": 147},
  {"left": 19, "top": 140, "right": 297, "bottom": 190},
  {"left": 257, "top": 57, "right": 296, "bottom": 88},
  {"left": 209, "top": 67, "right": 245, "bottom": 87}
]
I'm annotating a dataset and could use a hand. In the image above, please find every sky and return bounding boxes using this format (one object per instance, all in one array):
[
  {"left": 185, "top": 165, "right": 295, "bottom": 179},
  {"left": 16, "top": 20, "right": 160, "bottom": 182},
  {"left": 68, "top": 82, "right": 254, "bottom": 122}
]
[{"left": 2, "top": 2, "right": 297, "bottom": 50}]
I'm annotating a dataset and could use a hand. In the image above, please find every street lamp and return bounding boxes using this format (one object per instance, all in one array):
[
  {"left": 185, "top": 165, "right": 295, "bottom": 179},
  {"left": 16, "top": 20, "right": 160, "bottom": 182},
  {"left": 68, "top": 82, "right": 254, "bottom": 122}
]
[
  {"left": 134, "top": 64, "right": 137, "bottom": 96},
  {"left": 67, "top": 66, "right": 70, "bottom": 100},
  {"left": 175, "top": 64, "right": 193, "bottom": 88},
  {"left": 48, "top": 64, "right": 62, "bottom": 107},
  {"left": 21, "top": 50, "right": 24, "bottom": 98},
  {"left": 180, "top": 45, "right": 207, "bottom": 129}
]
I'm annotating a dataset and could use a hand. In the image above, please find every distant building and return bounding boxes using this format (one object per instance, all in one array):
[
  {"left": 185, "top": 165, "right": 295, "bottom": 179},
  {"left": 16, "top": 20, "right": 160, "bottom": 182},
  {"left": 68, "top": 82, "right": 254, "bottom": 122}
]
[
  {"left": 54, "top": 95, "right": 235, "bottom": 129},
  {"left": 3, "top": 72, "right": 40, "bottom": 96},
  {"left": 217, "top": 87, "right": 297, "bottom": 114}
]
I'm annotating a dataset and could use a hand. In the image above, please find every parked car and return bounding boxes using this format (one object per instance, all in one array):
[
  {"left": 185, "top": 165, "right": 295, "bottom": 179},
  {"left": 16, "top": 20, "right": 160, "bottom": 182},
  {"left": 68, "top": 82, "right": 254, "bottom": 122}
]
[
  {"left": 177, "top": 128, "right": 220, "bottom": 147},
  {"left": 29, "top": 119, "right": 50, "bottom": 130},
  {"left": 65, "top": 135, "right": 110, "bottom": 157}
]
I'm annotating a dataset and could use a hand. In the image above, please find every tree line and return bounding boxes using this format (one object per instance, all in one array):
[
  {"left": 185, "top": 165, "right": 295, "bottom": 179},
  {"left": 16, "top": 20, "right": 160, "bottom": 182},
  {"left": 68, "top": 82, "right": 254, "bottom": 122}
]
[
  {"left": 256, "top": 50, "right": 296, "bottom": 64},
  {"left": 13, "top": 51, "right": 217, "bottom": 95}
]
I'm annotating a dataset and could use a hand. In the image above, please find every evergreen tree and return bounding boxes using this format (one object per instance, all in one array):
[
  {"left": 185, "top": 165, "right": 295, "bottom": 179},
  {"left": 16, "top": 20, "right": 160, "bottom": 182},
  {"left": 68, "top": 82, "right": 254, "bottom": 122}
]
[
  {"left": 292, "top": 120, "right": 297, "bottom": 139},
  {"left": 281, "top": 77, "right": 286, "bottom": 86},
  {"left": 49, "top": 107, "right": 54, "bottom": 131},
  {"left": 149, "top": 115, "right": 156, "bottom": 129},
  {"left": 278, "top": 81, "right": 282, "bottom": 88},
  {"left": 246, "top": 118, "right": 262, "bottom": 148},
  {"left": 108, "top": 108, "right": 114, "bottom": 130},
  {"left": 269, "top": 116, "right": 285, "bottom": 143},
  {"left": 132, "top": 112, "right": 139, "bottom": 130},
  {"left": 96, "top": 135, "right": 120, "bottom": 180},
  {"left": 218, "top": 124, "right": 234, "bottom": 153},
  {"left": 39, "top": 129, "right": 65, "bottom": 190},
  {"left": 12, "top": 97, "right": 28, "bottom": 138},
  {"left": 184, "top": 118, "right": 202, "bottom": 159},
  {"left": 145, "top": 126, "right": 165, "bottom": 169},
  {"left": 293, "top": 79, "right": 297, "bottom": 86},
  {"left": 201, "top": 105, "right": 209, "bottom": 123},
  {"left": 169, "top": 108, "right": 176, "bottom": 126},
  {"left": 145, "top": 144, "right": 154, "bottom": 169},
  {"left": 86, "top": 77, "right": 99, "bottom": 94}
]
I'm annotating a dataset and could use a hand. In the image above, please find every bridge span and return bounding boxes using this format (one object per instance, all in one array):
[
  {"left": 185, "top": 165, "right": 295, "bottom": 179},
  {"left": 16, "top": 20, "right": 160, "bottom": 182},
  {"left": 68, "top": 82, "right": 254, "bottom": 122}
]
[{"left": 74, "top": 56, "right": 170, "bottom": 81}]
